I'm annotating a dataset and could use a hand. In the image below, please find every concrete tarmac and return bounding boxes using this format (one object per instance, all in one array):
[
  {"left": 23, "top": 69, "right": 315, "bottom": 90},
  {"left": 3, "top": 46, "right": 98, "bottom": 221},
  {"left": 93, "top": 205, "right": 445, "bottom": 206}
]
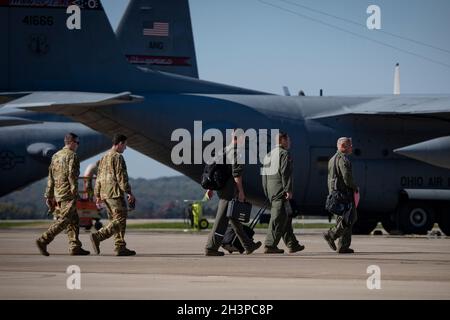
[{"left": 0, "top": 229, "right": 449, "bottom": 299}]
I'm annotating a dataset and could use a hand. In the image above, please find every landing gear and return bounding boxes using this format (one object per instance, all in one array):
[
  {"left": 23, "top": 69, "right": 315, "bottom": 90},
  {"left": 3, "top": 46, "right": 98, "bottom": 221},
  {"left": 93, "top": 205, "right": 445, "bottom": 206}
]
[
  {"left": 398, "top": 202, "right": 434, "bottom": 235},
  {"left": 352, "top": 215, "right": 378, "bottom": 235},
  {"left": 381, "top": 213, "right": 398, "bottom": 234},
  {"left": 438, "top": 206, "right": 450, "bottom": 236}
]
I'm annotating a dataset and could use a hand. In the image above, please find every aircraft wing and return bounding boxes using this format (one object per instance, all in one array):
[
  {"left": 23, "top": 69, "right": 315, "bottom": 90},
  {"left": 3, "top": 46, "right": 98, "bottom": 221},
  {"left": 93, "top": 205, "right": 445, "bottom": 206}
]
[
  {"left": 3, "top": 91, "right": 143, "bottom": 113},
  {"left": 0, "top": 92, "right": 31, "bottom": 105},
  {"left": 7, "top": 91, "right": 158, "bottom": 160},
  {"left": 0, "top": 116, "right": 41, "bottom": 127},
  {"left": 306, "top": 96, "right": 450, "bottom": 120},
  {"left": 13, "top": 91, "right": 174, "bottom": 172}
]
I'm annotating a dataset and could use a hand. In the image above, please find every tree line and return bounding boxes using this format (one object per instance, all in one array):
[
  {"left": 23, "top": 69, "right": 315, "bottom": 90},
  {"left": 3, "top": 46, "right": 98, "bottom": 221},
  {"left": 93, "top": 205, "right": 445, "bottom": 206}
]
[{"left": 0, "top": 176, "right": 218, "bottom": 219}]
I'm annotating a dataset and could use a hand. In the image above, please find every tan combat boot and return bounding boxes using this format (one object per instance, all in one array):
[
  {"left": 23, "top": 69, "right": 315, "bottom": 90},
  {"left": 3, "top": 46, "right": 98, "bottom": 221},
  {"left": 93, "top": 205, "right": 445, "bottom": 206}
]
[
  {"left": 36, "top": 239, "right": 49, "bottom": 256},
  {"left": 90, "top": 233, "right": 101, "bottom": 255},
  {"left": 70, "top": 247, "right": 90, "bottom": 256},
  {"left": 116, "top": 248, "right": 136, "bottom": 256}
]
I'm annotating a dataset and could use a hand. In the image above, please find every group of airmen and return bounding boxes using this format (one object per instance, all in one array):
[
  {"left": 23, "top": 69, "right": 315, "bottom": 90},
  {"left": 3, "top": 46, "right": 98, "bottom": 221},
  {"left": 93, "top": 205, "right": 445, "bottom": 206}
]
[
  {"left": 36, "top": 133, "right": 136, "bottom": 256},
  {"left": 205, "top": 131, "right": 357, "bottom": 256},
  {"left": 35, "top": 131, "right": 358, "bottom": 257}
]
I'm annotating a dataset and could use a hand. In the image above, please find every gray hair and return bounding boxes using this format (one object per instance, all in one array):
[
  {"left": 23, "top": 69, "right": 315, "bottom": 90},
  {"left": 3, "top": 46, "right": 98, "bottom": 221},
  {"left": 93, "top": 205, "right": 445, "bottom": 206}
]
[{"left": 337, "top": 137, "right": 352, "bottom": 147}]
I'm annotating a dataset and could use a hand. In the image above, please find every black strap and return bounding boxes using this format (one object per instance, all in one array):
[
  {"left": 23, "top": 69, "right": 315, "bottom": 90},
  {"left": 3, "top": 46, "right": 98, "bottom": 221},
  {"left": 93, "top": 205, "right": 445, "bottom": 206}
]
[
  {"left": 249, "top": 199, "right": 270, "bottom": 229},
  {"left": 332, "top": 153, "right": 343, "bottom": 191}
]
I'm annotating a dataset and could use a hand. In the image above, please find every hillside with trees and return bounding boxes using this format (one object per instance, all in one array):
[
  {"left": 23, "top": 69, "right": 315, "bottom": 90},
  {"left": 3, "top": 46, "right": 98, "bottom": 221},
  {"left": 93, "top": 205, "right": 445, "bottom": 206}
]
[{"left": 0, "top": 176, "right": 218, "bottom": 219}]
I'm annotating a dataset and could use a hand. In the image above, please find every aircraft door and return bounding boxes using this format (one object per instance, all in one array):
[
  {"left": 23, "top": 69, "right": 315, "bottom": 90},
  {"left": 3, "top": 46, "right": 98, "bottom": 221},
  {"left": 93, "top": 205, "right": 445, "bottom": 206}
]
[
  {"left": 352, "top": 159, "right": 367, "bottom": 206},
  {"left": 305, "top": 147, "right": 367, "bottom": 214},
  {"left": 304, "top": 147, "right": 335, "bottom": 213}
]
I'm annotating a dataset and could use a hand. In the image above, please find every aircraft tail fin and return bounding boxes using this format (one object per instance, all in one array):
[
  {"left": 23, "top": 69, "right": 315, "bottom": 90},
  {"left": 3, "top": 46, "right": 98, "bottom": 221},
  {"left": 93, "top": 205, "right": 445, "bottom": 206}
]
[
  {"left": 116, "top": 0, "right": 199, "bottom": 78},
  {"left": 0, "top": 0, "right": 263, "bottom": 94},
  {"left": 0, "top": 0, "right": 136, "bottom": 92}
]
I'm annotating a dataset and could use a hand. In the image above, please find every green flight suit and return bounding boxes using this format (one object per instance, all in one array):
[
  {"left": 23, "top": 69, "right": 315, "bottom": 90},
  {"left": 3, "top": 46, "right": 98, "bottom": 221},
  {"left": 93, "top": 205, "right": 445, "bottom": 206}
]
[
  {"left": 263, "top": 145, "right": 300, "bottom": 249},
  {"left": 205, "top": 145, "right": 254, "bottom": 252},
  {"left": 326, "top": 151, "right": 358, "bottom": 251}
]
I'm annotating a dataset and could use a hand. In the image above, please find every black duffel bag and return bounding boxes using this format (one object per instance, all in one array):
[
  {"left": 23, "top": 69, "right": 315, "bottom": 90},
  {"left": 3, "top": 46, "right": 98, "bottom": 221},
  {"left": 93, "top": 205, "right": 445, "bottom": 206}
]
[
  {"left": 325, "top": 190, "right": 351, "bottom": 216},
  {"left": 201, "top": 162, "right": 231, "bottom": 190}
]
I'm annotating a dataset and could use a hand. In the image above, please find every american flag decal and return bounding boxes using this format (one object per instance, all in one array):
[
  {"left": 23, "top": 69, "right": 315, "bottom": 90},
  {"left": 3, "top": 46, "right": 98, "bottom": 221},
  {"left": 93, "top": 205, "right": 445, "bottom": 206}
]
[{"left": 143, "top": 22, "right": 169, "bottom": 37}]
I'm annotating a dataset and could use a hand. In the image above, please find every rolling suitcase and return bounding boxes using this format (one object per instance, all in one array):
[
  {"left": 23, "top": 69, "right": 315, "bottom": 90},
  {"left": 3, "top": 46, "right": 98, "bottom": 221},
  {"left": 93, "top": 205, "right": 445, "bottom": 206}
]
[{"left": 222, "top": 202, "right": 268, "bottom": 254}]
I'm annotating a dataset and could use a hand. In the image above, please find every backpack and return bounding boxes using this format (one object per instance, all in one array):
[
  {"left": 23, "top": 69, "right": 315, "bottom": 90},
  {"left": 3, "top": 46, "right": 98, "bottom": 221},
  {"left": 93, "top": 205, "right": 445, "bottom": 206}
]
[{"left": 200, "top": 162, "right": 232, "bottom": 190}]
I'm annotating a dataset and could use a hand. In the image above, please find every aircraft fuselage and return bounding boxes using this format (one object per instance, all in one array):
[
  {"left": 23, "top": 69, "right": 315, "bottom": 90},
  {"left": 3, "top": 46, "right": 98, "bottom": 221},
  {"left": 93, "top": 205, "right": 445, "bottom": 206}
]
[{"left": 101, "top": 93, "right": 450, "bottom": 217}]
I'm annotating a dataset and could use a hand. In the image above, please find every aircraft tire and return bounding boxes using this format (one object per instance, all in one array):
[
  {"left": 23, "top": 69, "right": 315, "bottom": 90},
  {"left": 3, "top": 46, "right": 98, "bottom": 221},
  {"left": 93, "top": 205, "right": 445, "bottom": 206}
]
[
  {"left": 437, "top": 207, "right": 450, "bottom": 236},
  {"left": 398, "top": 202, "right": 434, "bottom": 235},
  {"left": 352, "top": 215, "right": 378, "bottom": 235},
  {"left": 381, "top": 213, "right": 398, "bottom": 234}
]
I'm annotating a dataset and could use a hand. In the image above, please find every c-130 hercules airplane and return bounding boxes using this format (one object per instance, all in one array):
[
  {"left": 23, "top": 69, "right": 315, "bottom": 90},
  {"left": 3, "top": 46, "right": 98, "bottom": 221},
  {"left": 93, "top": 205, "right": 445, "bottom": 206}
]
[{"left": 1, "top": 0, "right": 449, "bottom": 236}]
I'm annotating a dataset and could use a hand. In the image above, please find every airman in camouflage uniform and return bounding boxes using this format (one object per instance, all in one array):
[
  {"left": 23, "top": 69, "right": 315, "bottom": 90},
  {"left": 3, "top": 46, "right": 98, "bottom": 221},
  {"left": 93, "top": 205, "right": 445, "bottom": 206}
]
[
  {"left": 90, "top": 134, "right": 136, "bottom": 256},
  {"left": 262, "top": 132, "right": 304, "bottom": 254},
  {"left": 36, "top": 133, "right": 90, "bottom": 256},
  {"left": 323, "top": 137, "right": 358, "bottom": 254}
]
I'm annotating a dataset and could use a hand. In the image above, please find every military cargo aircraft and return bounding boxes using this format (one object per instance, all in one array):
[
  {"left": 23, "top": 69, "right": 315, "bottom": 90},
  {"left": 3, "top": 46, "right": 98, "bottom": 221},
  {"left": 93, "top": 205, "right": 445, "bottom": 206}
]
[{"left": 1, "top": 0, "right": 449, "bottom": 236}]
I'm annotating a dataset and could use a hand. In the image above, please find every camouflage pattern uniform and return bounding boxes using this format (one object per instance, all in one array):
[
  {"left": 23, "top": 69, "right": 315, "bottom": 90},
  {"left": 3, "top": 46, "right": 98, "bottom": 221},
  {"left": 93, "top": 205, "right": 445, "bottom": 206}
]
[
  {"left": 205, "top": 145, "right": 255, "bottom": 252},
  {"left": 263, "top": 145, "right": 300, "bottom": 250},
  {"left": 326, "top": 151, "right": 358, "bottom": 251},
  {"left": 39, "top": 146, "right": 82, "bottom": 251},
  {"left": 93, "top": 150, "right": 131, "bottom": 252}
]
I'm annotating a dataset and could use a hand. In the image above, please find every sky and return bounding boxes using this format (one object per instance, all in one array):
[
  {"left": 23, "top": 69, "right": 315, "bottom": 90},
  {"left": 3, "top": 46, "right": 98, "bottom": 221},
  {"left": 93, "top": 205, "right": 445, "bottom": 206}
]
[{"left": 81, "top": 0, "right": 450, "bottom": 179}]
